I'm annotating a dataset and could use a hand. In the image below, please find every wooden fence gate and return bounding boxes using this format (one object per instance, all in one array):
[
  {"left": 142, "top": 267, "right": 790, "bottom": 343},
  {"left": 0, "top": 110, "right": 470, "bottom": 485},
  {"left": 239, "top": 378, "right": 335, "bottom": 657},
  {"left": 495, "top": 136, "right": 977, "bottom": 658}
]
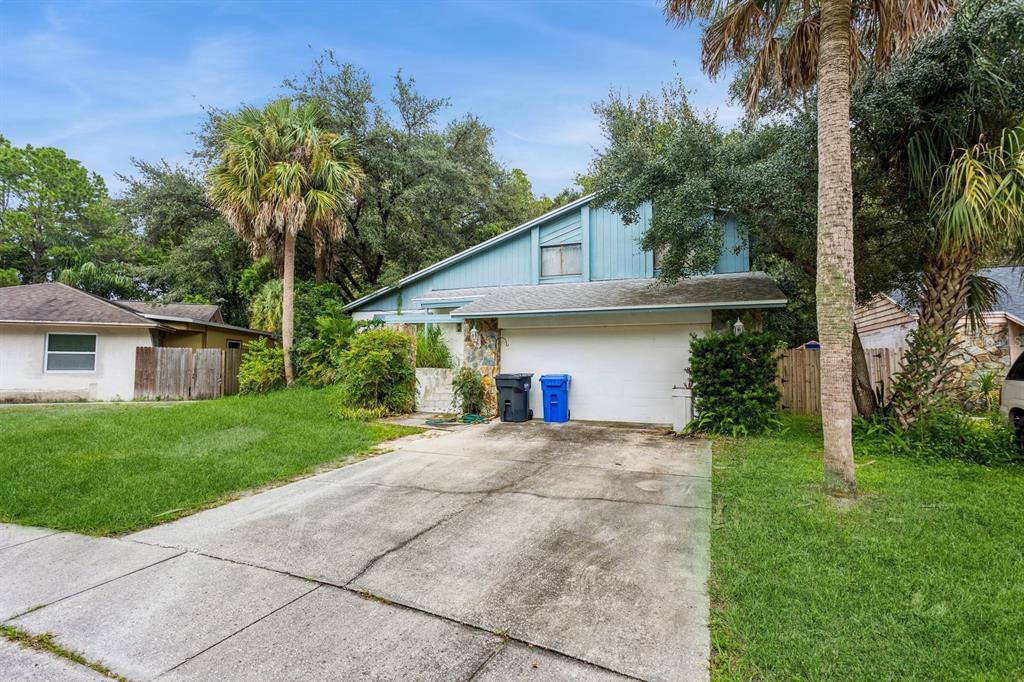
[
  {"left": 776, "top": 347, "right": 907, "bottom": 415},
  {"left": 135, "top": 347, "right": 243, "bottom": 400}
]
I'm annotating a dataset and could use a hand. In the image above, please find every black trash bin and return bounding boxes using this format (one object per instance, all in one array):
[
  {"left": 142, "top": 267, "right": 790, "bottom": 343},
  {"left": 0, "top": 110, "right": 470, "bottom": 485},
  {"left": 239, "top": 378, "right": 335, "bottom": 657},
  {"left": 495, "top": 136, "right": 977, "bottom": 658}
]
[{"left": 496, "top": 373, "right": 534, "bottom": 422}]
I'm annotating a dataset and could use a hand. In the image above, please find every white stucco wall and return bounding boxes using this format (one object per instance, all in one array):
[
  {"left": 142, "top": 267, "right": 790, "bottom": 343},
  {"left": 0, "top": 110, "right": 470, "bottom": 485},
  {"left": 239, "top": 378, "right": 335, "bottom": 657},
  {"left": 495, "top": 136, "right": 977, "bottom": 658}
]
[{"left": 0, "top": 324, "right": 154, "bottom": 401}]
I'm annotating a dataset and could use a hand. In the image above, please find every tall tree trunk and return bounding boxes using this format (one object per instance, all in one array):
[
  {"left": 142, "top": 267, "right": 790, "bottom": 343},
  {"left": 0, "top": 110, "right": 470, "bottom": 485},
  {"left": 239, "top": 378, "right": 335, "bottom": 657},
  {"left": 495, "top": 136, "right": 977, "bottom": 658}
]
[
  {"left": 282, "top": 229, "right": 296, "bottom": 386},
  {"left": 816, "top": 0, "right": 857, "bottom": 495},
  {"left": 890, "top": 248, "right": 976, "bottom": 425},
  {"left": 852, "top": 324, "right": 877, "bottom": 418}
]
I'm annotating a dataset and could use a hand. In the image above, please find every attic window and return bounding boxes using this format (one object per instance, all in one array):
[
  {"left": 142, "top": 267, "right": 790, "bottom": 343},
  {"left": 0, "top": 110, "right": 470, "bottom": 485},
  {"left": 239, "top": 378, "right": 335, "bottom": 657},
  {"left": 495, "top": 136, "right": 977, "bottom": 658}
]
[{"left": 541, "top": 243, "right": 582, "bottom": 277}]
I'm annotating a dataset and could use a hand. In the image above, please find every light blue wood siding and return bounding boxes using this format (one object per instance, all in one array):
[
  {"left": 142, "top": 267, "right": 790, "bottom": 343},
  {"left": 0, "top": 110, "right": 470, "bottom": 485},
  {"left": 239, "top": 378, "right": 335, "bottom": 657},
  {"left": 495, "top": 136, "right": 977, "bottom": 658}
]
[
  {"left": 589, "top": 203, "right": 651, "bottom": 281},
  {"left": 538, "top": 211, "right": 583, "bottom": 246},
  {"left": 350, "top": 197, "right": 750, "bottom": 312},
  {"left": 364, "top": 230, "right": 533, "bottom": 311},
  {"left": 715, "top": 216, "right": 749, "bottom": 274}
]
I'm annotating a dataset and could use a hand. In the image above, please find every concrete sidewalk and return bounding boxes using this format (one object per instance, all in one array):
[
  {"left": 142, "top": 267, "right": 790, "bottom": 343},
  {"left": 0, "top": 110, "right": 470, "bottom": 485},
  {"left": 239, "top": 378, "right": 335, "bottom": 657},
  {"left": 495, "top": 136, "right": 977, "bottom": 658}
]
[{"left": 1, "top": 421, "right": 711, "bottom": 681}]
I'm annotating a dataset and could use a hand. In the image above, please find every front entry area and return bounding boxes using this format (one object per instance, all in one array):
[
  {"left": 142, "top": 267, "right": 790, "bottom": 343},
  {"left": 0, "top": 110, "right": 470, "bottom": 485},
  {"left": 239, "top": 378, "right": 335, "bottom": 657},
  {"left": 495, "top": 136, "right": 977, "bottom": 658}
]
[{"left": 498, "top": 311, "right": 711, "bottom": 424}]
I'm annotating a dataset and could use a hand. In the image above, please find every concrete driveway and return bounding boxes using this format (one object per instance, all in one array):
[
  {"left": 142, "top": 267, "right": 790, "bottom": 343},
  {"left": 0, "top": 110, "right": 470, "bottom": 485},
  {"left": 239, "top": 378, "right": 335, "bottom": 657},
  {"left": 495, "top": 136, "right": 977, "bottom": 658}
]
[{"left": 1, "top": 421, "right": 711, "bottom": 682}]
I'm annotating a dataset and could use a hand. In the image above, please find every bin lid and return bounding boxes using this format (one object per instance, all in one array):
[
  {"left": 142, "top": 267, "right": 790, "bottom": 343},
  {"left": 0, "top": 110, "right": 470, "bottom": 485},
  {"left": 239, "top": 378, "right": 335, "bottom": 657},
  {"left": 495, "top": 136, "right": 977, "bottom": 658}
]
[
  {"left": 496, "top": 373, "right": 534, "bottom": 380},
  {"left": 540, "top": 374, "right": 571, "bottom": 385}
]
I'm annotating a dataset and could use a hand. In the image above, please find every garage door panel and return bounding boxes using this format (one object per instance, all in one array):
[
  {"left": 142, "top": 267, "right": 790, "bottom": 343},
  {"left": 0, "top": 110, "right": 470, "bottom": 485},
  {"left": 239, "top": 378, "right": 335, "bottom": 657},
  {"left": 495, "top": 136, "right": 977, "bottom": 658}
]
[{"left": 500, "top": 323, "right": 707, "bottom": 424}]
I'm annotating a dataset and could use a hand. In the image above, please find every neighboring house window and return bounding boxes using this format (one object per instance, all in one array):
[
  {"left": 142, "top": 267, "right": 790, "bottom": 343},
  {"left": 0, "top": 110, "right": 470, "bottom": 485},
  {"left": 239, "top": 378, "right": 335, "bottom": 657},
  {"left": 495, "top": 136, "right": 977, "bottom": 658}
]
[
  {"left": 541, "top": 243, "right": 582, "bottom": 277},
  {"left": 227, "top": 340, "right": 242, "bottom": 349},
  {"left": 46, "top": 333, "right": 97, "bottom": 372}
]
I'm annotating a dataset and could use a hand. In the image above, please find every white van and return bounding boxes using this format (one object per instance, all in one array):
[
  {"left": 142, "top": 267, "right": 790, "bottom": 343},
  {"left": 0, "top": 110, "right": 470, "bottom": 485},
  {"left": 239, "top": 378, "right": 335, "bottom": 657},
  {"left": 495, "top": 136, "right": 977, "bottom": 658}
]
[{"left": 1001, "top": 353, "right": 1024, "bottom": 449}]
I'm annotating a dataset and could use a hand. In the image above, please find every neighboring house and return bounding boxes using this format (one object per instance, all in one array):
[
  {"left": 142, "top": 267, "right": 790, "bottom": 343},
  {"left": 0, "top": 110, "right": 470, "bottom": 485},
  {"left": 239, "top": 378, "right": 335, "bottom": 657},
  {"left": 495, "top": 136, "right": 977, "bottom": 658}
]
[
  {"left": 118, "top": 300, "right": 269, "bottom": 351},
  {"left": 345, "top": 195, "right": 787, "bottom": 424},
  {"left": 0, "top": 283, "right": 271, "bottom": 402},
  {"left": 856, "top": 266, "right": 1024, "bottom": 386}
]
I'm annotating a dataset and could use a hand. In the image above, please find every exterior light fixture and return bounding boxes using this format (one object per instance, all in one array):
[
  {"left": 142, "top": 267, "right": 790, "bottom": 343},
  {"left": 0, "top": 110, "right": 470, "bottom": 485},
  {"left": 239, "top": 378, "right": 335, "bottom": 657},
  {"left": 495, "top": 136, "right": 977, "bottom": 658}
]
[{"left": 733, "top": 318, "right": 745, "bottom": 336}]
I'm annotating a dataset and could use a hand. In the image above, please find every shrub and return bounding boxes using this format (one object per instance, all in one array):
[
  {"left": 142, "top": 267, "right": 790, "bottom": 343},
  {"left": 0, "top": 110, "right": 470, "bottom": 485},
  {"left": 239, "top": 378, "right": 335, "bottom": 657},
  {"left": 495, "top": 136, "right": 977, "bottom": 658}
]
[
  {"left": 337, "top": 328, "right": 416, "bottom": 414},
  {"left": 856, "top": 407, "right": 1020, "bottom": 465},
  {"left": 686, "top": 331, "right": 782, "bottom": 436},
  {"left": 451, "top": 365, "right": 486, "bottom": 415},
  {"left": 295, "top": 313, "right": 361, "bottom": 386},
  {"left": 238, "top": 338, "right": 285, "bottom": 394},
  {"left": 416, "top": 326, "right": 453, "bottom": 368}
]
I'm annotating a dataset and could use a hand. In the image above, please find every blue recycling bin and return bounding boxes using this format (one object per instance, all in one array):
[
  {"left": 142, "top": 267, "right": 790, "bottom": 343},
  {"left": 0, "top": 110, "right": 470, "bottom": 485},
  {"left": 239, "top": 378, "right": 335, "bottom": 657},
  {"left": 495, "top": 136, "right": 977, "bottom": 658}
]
[{"left": 540, "top": 374, "right": 571, "bottom": 423}]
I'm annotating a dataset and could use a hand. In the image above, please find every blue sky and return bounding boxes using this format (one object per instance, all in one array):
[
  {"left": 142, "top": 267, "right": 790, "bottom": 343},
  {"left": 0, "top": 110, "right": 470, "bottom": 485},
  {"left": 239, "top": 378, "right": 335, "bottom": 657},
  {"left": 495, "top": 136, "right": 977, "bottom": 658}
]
[{"left": 0, "top": 0, "right": 738, "bottom": 197}]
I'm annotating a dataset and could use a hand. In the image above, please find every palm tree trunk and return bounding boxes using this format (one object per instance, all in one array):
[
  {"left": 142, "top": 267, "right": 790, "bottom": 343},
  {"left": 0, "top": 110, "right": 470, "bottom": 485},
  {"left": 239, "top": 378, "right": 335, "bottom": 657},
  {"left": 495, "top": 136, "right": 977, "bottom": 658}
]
[
  {"left": 282, "top": 229, "right": 296, "bottom": 386},
  {"left": 816, "top": 0, "right": 857, "bottom": 495},
  {"left": 852, "top": 325, "right": 877, "bottom": 417},
  {"left": 890, "top": 248, "right": 976, "bottom": 425}
]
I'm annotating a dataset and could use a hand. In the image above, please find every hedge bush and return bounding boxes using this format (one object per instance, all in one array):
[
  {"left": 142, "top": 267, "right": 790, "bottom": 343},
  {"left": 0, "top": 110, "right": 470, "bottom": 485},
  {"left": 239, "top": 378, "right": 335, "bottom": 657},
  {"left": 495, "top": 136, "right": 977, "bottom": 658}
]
[
  {"left": 856, "top": 407, "right": 1020, "bottom": 465},
  {"left": 451, "top": 365, "right": 486, "bottom": 415},
  {"left": 337, "top": 328, "right": 417, "bottom": 415},
  {"left": 295, "top": 312, "right": 362, "bottom": 386},
  {"left": 238, "top": 338, "right": 285, "bottom": 394},
  {"left": 687, "top": 331, "right": 782, "bottom": 436}
]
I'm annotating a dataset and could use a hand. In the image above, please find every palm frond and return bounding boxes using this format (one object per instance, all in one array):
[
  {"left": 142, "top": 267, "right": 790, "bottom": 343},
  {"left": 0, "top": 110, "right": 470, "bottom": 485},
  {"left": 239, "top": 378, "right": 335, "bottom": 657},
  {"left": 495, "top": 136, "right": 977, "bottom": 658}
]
[{"left": 964, "top": 273, "right": 1006, "bottom": 331}]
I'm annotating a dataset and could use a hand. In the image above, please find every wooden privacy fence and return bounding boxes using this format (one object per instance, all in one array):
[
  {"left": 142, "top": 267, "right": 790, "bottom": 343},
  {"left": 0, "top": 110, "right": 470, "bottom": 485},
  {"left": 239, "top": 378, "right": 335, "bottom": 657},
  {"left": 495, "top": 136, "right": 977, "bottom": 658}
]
[
  {"left": 776, "top": 347, "right": 907, "bottom": 415},
  {"left": 134, "top": 347, "right": 243, "bottom": 400}
]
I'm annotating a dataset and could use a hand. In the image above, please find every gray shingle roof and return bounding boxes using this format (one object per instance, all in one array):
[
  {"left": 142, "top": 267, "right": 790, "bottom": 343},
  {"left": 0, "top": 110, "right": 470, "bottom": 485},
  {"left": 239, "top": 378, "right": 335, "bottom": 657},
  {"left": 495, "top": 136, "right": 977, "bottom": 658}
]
[
  {"left": 441, "top": 272, "right": 786, "bottom": 318},
  {"left": 0, "top": 283, "right": 157, "bottom": 326},
  {"left": 119, "top": 300, "right": 223, "bottom": 323},
  {"left": 980, "top": 266, "right": 1024, "bottom": 321},
  {"left": 889, "top": 266, "right": 1023, "bottom": 321}
]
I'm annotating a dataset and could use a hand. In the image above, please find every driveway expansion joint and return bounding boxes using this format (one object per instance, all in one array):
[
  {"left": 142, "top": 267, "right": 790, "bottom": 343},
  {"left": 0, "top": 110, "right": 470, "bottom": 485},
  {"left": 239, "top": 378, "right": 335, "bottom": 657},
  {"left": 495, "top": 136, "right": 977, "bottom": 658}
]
[
  {"left": 4, "top": 548, "right": 186, "bottom": 624},
  {"left": 153, "top": 584, "right": 322, "bottom": 680}
]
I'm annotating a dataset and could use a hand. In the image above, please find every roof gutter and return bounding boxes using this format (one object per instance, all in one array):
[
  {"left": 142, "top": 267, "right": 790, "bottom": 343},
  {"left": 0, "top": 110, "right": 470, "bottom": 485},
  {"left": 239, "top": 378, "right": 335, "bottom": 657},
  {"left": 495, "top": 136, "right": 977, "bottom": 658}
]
[
  {"left": 451, "top": 298, "right": 789, "bottom": 319},
  {"left": 0, "top": 319, "right": 158, "bottom": 328},
  {"left": 138, "top": 313, "right": 276, "bottom": 337}
]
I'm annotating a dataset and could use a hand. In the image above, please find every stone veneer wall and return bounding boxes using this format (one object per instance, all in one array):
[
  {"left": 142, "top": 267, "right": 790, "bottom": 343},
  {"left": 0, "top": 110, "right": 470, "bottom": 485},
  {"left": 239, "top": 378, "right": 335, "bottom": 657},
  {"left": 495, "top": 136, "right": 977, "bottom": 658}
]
[
  {"left": 948, "top": 321, "right": 1014, "bottom": 391},
  {"left": 463, "top": 318, "right": 501, "bottom": 417}
]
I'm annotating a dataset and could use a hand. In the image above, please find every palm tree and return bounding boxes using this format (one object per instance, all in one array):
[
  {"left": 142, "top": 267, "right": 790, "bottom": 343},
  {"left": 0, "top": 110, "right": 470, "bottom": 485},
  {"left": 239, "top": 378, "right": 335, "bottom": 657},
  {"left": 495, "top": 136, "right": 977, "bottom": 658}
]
[
  {"left": 663, "top": 0, "right": 951, "bottom": 494},
  {"left": 891, "top": 124, "right": 1024, "bottom": 425},
  {"left": 208, "top": 99, "right": 362, "bottom": 384}
]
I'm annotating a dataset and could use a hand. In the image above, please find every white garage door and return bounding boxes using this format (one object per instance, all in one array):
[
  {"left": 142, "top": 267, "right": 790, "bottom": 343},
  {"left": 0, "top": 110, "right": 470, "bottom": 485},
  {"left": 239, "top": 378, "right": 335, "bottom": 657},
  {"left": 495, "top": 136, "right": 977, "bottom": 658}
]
[{"left": 499, "top": 318, "right": 708, "bottom": 424}]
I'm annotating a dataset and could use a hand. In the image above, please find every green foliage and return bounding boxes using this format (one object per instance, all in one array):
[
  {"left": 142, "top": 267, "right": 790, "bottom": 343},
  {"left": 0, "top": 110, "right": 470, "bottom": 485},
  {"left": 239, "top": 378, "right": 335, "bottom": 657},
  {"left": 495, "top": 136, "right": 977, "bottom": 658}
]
[
  {"left": 337, "top": 328, "right": 416, "bottom": 415},
  {"left": 118, "top": 160, "right": 257, "bottom": 325},
  {"left": 0, "top": 135, "right": 140, "bottom": 288},
  {"left": 57, "top": 260, "right": 139, "bottom": 299},
  {"left": 0, "top": 268, "right": 19, "bottom": 287},
  {"left": 967, "top": 370, "right": 1002, "bottom": 414},
  {"left": 451, "top": 365, "right": 486, "bottom": 416},
  {"left": 856, "top": 408, "right": 1020, "bottom": 465},
  {"left": 281, "top": 53, "right": 559, "bottom": 296},
  {"left": 416, "top": 326, "right": 453, "bottom": 368},
  {"left": 295, "top": 312, "right": 361, "bottom": 386},
  {"left": 888, "top": 325, "right": 948, "bottom": 425},
  {"left": 587, "top": 79, "right": 918, "bottom": 314},
  {"left": 686, "top": 331, "right": 782, "bottom": 436},
  {"left": 238, "top": 338, "right": 285, "bottom": 395},
  {"left": 248, "top": 278, "right": 345, "bottom": 342},
  {"left": 588, "top": 80, "right": 726, "bottom": 277}
]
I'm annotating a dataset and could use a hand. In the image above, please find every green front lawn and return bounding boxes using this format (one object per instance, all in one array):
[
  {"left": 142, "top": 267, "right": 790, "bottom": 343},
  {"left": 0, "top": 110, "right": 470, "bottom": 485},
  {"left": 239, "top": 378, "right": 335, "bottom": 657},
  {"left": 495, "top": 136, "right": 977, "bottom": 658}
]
[
  {"left": 711, "top": 416, "right": 1024, "bottom": 681},
  {"left": 0, "top": 388, "right": 418, "bottom": 535}
]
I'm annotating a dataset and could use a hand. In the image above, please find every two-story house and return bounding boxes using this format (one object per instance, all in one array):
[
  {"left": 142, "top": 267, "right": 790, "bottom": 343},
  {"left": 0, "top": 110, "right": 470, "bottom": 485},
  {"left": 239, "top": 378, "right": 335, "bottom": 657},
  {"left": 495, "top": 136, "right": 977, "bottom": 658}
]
[{"left": 345, "top": 195, "right": 786, "bottom": 424}]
